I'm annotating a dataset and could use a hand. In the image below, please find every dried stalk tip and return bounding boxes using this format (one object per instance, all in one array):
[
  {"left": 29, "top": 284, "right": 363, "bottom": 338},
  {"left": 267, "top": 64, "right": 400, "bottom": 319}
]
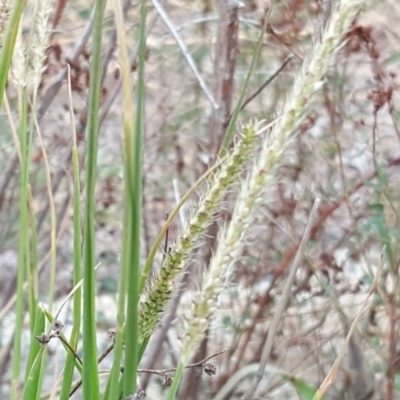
[
  {"left": 163, "top": 373, "right": 173, "bottom": 387},
  {"left": 204, "top": 360, "right": 218, "bottom": 376},
  {"left": 125, "top": 389, "right": 146, "bottom": 400},
  {"left": 53, "top": 319, "right": 64, "bottom": 336},
  {"left": 108, "top": 327, "right": 117, "bottom": 341},
  {"left": 35, "top": 333, "right": 50, "bottom": 346}
]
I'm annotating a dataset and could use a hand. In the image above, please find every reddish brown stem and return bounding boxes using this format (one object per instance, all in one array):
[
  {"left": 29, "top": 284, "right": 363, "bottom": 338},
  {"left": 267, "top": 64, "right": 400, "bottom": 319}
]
[{"left": 386, "top": 293, "right": 397, "bottom": 400}]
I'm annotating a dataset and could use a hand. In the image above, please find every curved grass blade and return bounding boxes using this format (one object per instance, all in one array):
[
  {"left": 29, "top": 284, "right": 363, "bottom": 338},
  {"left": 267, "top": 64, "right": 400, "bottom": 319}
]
[
  {"left": 59, "top": 65, "right": 83, "bottom": 400},
  {"left": 81, "top": 0, "right": 107, "bottom": 398},
  {"left": 122, "top": 0, "right": 147, "bottom": 397}
]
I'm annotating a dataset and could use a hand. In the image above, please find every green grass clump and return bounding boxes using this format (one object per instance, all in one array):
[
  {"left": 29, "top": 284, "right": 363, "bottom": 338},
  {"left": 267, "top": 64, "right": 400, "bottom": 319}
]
[{"left": 2, "top": 0, "right": 391, "bottom": 399}]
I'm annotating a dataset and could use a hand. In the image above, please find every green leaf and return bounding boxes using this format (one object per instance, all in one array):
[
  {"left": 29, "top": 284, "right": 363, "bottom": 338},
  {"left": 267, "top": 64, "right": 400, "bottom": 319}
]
[
  {"left": 386, "top": 52, "right": 400, "bottom": 65},
  {"left": 285, "top": 376, "right": 328, "bottom": 400},
  {"left": 367, "top": 203, "right": 393, "bottom": 267},
  {"left": 78, "top": 8, "right": 91, "bottom": 20},
  {"left": 81, "top": 0, "right": 107, "bottom": 398},
  {"left": 23, "top": 305, "right": 45, "bottom": 399}
]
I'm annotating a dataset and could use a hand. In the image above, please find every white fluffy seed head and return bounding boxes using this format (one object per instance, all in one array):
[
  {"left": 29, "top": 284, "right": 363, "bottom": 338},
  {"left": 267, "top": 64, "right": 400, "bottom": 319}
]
[
  {"left": 11, "top": 24, "right": 26, "bottom": 88},
  {"left": 28, "top": 0, "right": 52, "bottom": 93},
  {"left": 0, "top": 0, "right": 9, "bottom": 49}
]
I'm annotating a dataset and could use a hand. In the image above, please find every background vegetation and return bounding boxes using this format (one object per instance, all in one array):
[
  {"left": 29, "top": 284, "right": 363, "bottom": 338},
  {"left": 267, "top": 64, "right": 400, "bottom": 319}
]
[{"left": 0, "top": 0, "right": 398, "bottom": 399}]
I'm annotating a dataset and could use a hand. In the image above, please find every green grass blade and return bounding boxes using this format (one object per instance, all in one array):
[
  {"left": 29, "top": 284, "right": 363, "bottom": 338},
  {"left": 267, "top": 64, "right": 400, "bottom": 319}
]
[
  {"left": 11, "top": 87, "right": 30, "bottom": 400},
  {"left": 288, "top": 377, "right": 328, "bottom": 400},
  {"left": 23, "top": 303, "right": 45, "bottom": 395},
  {"left": 42, "top": 307, "right": 83, "bottom": 373},
  {"left": 0, "top": 0, "right": 24, "bottom": 108},
  {"left": 122, "top": 1, "right": 147, "bottom": 397},
  {"left": 138, "top": 336, "right": 149, "bottom": 362},
  {"left": 27, "top": 191, "right": 39, "bottom": 331},
  {"left": 81, "top": 0, "right": 107, "bottom": 399},
  {"left": 166, "top": 361, "right": 185, "bottom": 400},
  {"left": 106, "top": 0, "right": 137, "bottom": 396},
  {"left": 59, "top": 66, "right": 83, "bottom": 400},
  {"left": 21, "top": 347, "right": 46, "bottom": 400}
]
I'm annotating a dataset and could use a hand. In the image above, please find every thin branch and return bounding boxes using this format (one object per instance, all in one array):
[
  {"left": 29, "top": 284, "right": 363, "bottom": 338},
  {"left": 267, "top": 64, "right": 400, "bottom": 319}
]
[
  {"left": 38, "top": 8, "right": 95, "bottom": 119},
  {"left": 314, "top": 252, "right": 383, "bottom": 400},
  {"left": 243, "top": 198, "right": 321, "bottom": 400},
  {"left": 69, "top": 348, "right": 226, "bottom": 397},
  {"left": 151, "top": 0, "right": 219, "bottom": 110},
  {"left": 59, "top": 335, "right": 83, "bottom": 366},
  {"left": 237, "top": 55, "right": 293, "bottom": 115},
  {"left": 138, "top": 348, "right": 227, "bottom": 375}
]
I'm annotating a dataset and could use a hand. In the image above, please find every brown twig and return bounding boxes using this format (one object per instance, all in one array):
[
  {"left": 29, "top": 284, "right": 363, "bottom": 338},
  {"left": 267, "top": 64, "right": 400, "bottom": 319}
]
[
  {"left": 236, "top": 55, "right": 293, "bottom": 116},
  {"left": 69, "top": 341, "right": 116, "bottom": 397},
  {"left": 177, "top": 2, "right": 240, "bottom": 398},
  {"left": 243, "top": 199, "right": 321, "bottom": 399},
  {"left": 386, "top": 293, "right": 397, "bottom": 400},
  {"left": 51, "top": 0, "right": 68, "bottom": 31},
  {"left": 139, "top": 348, "right": 227, "bottom": 376},
  {"left": 69, "top": 347, "right": 226, "bottom": 397},
  {"left": 58, "top": 335, "right": 83, "bottom": 366},
  {"left": 208, "top": 0, "right": 240, "bottom": 156}
]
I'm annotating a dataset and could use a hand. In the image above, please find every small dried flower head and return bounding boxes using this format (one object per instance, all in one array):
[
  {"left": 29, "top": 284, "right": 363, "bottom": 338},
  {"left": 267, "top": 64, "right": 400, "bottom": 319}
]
[
  {"left": 163, "top": 373, "right": 173, "bottom": 387},
  {"left": 108, "top": 327, "right": 117, "bottom": 341},
  {"left": 125, "top": 389, "right": 146, "bottom": 400},
  {"left": 54, "top": 319, "right": 64, "bottom": 329},
  {"left": 204, "top": 359, "right": 218, "bottom": 376},
  {"left": 136, "top": 391, "right": 146, "bottom": 400},
  {"left": 53, "top": 320, "right": 64, "bottom": 336},
  {"left": 36, "top": 333, "right": 50, "bottom": 346}
]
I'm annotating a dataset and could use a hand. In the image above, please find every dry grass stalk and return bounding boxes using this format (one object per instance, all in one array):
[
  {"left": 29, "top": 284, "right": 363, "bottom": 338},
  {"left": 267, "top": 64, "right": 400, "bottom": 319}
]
[{"left": 314, "top": 253, "right": 383, "bottom": 400}]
